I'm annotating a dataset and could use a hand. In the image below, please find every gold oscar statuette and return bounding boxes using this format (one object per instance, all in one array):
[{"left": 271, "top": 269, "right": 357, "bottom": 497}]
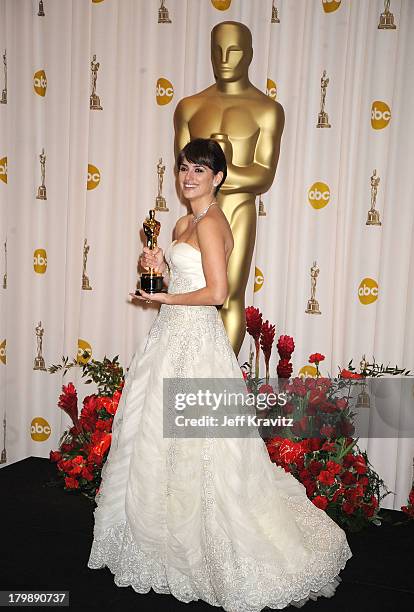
[
  {"left": 3, "top": 238, "right": 7, "bottom": 289},
  {"left": 33, "top": 321, "right": 47, "bottom": 371},
  {"left": 36, "top": 148, "right": 47, "bottom": 200},
  {"left": 378, "top": 0, "right": 397, "bottom": 29},
  {"left": 1, "top": 49, "right": 6, "bottom": 105},
  {"left": 0, "top": 415, "right": 6, "bottom": 464},
  {"left": 317, "top": 70, "right": 331, "bottom": 128},
  {"left": 155, "top": 158, "right": 169, "bottom": 211},
  {"left": 305, "top": 261, "right": 321, "bottom": 315},
  {"left": 82, "top": 238, "right": 92, "bottom": 290},
  {"left": 137, "top": 210, "right": 164, "bottom": 294},
  {"left": 366, "top": 169, "right": 382, "bottom": 226},
  {"left": 38, "top": 0, "right": 45, "bottom": 17},
  {"left": 90, "top": 54, "right": 103, "bottom": 110},
  {"left": 158, "top": 0, "right": 171, "bottom": 23},
  {"left": 356, "top": 355, "right": 370, "bottom": 409},
  {"left": 258, "top": 194, "right": 266, "bottom": 216},
  {"left": 174, "top": 21, "right": 285, "bottom": 356},
  {"left": 271, "top": 1, "right": 280, "bottom": 23}
]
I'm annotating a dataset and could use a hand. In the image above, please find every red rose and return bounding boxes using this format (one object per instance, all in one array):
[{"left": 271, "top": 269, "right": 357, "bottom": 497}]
[
  {"left": 332, "top": 485, "right": 345, "bottom": 502},
  {"left": 358, "top": 475, "right": 369, "bottom": 487},
  {"left": 317, "top": 470, "right": 336, "bottom": 486},
  {"left": 305, "top": 481, "right": 317, "bottom": 497},
  {"left": 258, "top": 383, "right": 274, "bottom": 395},
  {"left": 309, "top": 353, "right": 325, "bottom": 365},
  {"left": 282, "top": 402, "right": 294, "bottom": 415},
  {"left": 336, "top": 398, "right": 348, "bottom": 410},
  {"left": 312, "top": 495, "right": 329, "bottom": 510}
]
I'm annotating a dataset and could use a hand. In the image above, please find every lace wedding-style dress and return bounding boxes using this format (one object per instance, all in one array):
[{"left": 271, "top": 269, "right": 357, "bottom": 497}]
[{"left": 87, "top": 240, "right": 352, "bottom": 611}]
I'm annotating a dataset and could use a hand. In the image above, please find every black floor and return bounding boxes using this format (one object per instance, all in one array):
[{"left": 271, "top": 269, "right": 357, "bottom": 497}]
[{"left": 0, "top": 457, "right": 413, "bottom": 611}]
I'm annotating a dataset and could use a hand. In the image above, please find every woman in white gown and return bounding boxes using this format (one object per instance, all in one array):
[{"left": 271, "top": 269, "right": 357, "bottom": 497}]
[{"left": 87, "top": 138, "right": 352, "bottom": 611}]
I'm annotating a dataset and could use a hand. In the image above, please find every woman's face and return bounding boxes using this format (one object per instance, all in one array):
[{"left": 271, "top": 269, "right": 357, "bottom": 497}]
[{"left": 178, "top": 157, "right": 219, "bottom": 201}]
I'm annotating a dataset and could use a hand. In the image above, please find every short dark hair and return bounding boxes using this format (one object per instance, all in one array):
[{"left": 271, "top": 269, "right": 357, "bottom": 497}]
[{"left": 177, "top": 138, "right": 227, "bottom": 195}]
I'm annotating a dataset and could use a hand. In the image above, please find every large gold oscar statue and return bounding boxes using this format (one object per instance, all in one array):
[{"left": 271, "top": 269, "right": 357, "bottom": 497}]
[{"left": 174, "top": 21, "right": 284, "bottom": 356}]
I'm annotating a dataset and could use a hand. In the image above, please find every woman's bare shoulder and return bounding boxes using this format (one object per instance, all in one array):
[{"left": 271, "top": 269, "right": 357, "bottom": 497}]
[{"left": 173, "top": 213, "right": 192, "bottom": 240}]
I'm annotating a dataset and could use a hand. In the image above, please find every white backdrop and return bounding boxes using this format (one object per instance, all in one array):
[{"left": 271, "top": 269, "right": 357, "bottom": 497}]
[{"left": 0, "top": 0, "right": 413, "bottom": 509}]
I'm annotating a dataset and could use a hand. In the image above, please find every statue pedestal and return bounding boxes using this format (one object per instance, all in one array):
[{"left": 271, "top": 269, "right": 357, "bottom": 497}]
[{"left": 305, "top": 299, "right": 321, "bottom": 315}]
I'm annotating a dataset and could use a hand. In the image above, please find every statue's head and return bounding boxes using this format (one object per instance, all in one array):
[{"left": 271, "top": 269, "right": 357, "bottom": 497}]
[{"left": 211, "top": 21, "right": 253, "bottom": 83}]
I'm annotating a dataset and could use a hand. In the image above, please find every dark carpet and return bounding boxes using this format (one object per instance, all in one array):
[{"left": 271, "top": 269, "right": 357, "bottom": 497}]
[{"left": 0, "top": 457, "right": 413, "bottom": 611}]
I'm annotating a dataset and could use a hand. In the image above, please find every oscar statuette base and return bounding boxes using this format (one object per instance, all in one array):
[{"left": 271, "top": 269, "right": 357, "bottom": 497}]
[
  {"left": 155, "top": 196, "right": 169, "bottom": 212},
  {"left": 0, "top": 89, "right": 6, "bottom": 104},
  {"left": 138, "top": 272, "right": 164, "bottom": 295},
  {"left": 33, "top": 356, "right": 47, "bottom": 371},
  {"left": 90, "top": 94, "right": 103, "bottom": 110},
  {"left": 36, "top": 185, "right": 47, "bottom": 200},
  {"left": 317, "top": 112, "right": 331, "bottom": 128},
  {"left": 305, "top": 299, "right": 321, "bottom": 315},
  {"left": 366, "top": 210, "right": 382, "bottom": 226}
]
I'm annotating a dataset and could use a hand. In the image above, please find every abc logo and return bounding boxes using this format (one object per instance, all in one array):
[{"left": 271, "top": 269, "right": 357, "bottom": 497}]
[
  {"left": 358, "top": 277, "right": 378, "bottom": 304},
  {"left": 322, "top": 0, "right": 341, "bottom": 13},
  {"left": 87, "top": 164, "right": 101, "bottom": 190},
  {"left": 78, "top": 338, "right": 92, "bottom": 364},
  {"left": 33, "top": 70, "right": 47, "bottom": 96},
  {"left": 92, "top": 0, "right": 105, "bottom": 3},
  {"left": 0, "top": 156, "right": 7, "bottom": 184},
  {"left": 308, "top": 182, "right": 330, "bottom": 209},
  {"left": 211, "top": 0, "right": 232, "bottom": 9},
  {"left": 31, "top": 417, "right": 51, "bottom": 442},
  {"left": 298, "top": 365, "right": 317, "bottom": 378},
  {"left": 33, "top": 249, "right": 47, "bottom": 273},
  {"left": 0, "top": 339, "right": 6, "bottom": 365},
  {"left": 371, "top": 101, "right": 391, "bottom": 130},
  {"left": 266, "top": 78, "right": 277, "bottom": 100},
  {"left": 254, "top": 266, "right": 264, "bottom": 293},
  {"left": 156, "top": 77, "right": 174, "bottom": 106}
]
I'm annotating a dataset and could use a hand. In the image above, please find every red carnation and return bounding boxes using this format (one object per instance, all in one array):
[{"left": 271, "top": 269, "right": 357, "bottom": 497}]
[
  {"left": 309, "top": 353, "right": 325, "bottom": 365},
  {"left": 326, "top": 460, "right": 342, "bottom": 475},
  {"left": 64, "top": 476, "right": 79, "bottom": 489},
  {"left": 277, "top": 335, "right": 295, "bottom": 359},
  {"left": 317, "top": 470, "right": 336, "bottom": 486},
  {"left": 312, "top": 495, "right": 329, "bottom": 510}
]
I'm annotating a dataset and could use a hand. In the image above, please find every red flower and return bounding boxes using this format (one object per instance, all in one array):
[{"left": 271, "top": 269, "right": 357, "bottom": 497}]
[
  {"left": 260, "top": 321, "right": 276, "bottom": 364},
  {"left": 258, "top": 384, "right": 274, "bottom": 395},
  {"left": 341, "top": 471, "right": 356, "bottom": 485},
  {"left": 277, "top": 359, "right": 293, "bottom": 379},
  {"left": 277, "top": 335, "right": 295, "bottom": 359},
  {"left": 81, "top": 466, "right": 94, "bottom": 481},
  {"left": 245, "top": 307, "right": 263, "bottom": 342},
  {"left": 326, "top": 460, "right": 342, "bottom": 475},
  {"left": 317, "top": 470, "right": 336, "bottom": 486},
  {"left": 309, "top": 353, "right": 325, "bottom": 365},
  {"left": 320, "top": 424, "right": 336, "bottom": 438},
  {"left": 308, "top": 460, "right": 323, "bottom": 476},
  {"left": 336, "top": 398, "right": 348, "bottom": 411},
  {"left": 99, "top": 391, "right": 121, "bottom": 416},
  {"left": 312, "top": 495, "right": 329, "bottom": 510},
  {"left": 353, "top": 455, "right": 368, "bottom": 474},
  {"left": 58, "top": 382, "right": 81, "bottom": 432},
  {"left": 64, "top": 476, "right": 79, "bottom": 489},
  {"left": 362, "top": 504, "right": 375, "bottom": 518},
  {"left": 340, "top": 369, "right": 363, "bottom": 379},
  {"left": 342, "top": 500, "right": 356, "bottom": 514},
  {"left": 321, "top": 441, "right": 336, "bottom": 452},
  {"left": 96, "top": 418, "right": 113, "bottom": 432},
  {"left": 49, "top": 450, "right": 62, "bottom": 463}
]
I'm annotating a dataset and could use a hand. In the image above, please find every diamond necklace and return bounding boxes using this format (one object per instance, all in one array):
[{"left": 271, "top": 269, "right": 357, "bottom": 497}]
[{"left": 192, "top": 200, "right": 216, "bottom": 224}]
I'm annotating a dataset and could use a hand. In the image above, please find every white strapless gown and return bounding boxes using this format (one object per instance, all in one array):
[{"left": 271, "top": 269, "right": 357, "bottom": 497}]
[{"left": 87, "top": 240, "right": 352, "bottom": 611}]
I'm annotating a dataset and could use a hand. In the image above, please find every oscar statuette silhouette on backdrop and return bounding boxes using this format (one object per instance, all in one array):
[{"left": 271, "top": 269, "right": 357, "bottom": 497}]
[{"left": 174, "top": 21, "right": 284, "bottom": 356}]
